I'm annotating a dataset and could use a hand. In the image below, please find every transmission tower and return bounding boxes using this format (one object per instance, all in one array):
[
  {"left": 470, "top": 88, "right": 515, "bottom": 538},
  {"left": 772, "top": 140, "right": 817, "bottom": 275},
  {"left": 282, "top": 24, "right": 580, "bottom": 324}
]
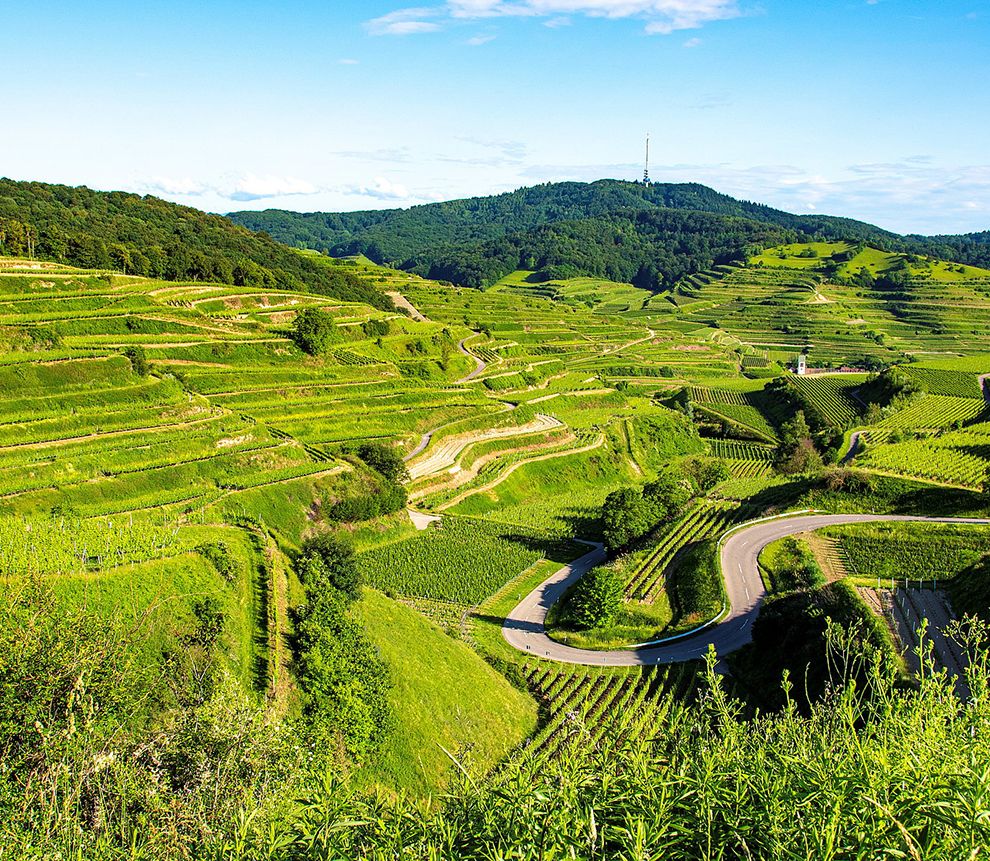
[{"left": 643, "top": 134, "right": 651, "bottom": 185}]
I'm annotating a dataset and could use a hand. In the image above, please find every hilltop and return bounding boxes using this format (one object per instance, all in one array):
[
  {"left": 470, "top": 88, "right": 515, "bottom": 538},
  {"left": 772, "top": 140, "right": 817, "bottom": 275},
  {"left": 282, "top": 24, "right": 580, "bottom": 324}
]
[
  {"left": 228, "top": 179, "right": 990, "bottom": 288},
  {"left": 0, "top": 178, "right": 392, "bottom": 309}
]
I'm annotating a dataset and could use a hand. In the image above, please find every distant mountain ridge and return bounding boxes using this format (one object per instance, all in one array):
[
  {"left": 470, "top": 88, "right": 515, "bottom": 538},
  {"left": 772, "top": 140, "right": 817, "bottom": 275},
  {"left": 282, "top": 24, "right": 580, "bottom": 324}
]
[{"left": 228, "top": 180, "right": 990, "bottom": 289}]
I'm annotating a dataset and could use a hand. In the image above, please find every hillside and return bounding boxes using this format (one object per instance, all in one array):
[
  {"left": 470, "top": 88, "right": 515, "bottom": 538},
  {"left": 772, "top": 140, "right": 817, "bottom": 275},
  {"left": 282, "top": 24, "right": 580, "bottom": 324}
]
[
  {"left": 0, "top": 178, "right": 392, "bottom": 309},
  {"left": 3, "top": 245, "right": 990, "bottom": 857},
  {"left": 228, "top": 179, "right": 988, "bottom": 288}
]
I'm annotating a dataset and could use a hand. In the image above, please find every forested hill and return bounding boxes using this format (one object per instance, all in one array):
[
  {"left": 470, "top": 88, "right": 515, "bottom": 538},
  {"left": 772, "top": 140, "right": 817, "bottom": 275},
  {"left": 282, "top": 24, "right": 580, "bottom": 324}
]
[
  {"left": 229, "top": 180, "right": 899, "bottom": 261},
  {"left": 906, "top": 230, "right": 990, "bottom": 270},
  {"left": 410, "top": 208, "right": 795, "bottom": 289},
  {"left": 229, "top": 179, "right": 990, "bottom": 289},
  {"left": 0, "top": 179, "right": 392, "bottom": 309}
]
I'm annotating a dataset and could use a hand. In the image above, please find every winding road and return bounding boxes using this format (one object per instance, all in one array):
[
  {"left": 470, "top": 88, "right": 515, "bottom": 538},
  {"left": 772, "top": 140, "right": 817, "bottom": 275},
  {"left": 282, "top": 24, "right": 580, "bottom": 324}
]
[
  {"left": 502, "top": 513, "right": 990, "bottom": 666},
  {"left": 455, "top": 338, "right": 487, "bottom": 383}
]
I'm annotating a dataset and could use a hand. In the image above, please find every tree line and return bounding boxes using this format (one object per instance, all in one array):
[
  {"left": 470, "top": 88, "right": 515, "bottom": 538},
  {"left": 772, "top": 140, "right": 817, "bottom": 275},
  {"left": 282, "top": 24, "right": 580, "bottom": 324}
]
[{"left": 0, "top": 179, "right": 393, "bottom": 310}]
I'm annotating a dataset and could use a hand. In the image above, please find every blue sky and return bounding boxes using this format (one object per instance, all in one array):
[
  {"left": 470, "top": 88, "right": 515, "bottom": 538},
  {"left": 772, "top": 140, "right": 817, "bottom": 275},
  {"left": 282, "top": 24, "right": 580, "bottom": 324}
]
[{"left": 2, "top": 0, "right": 988, "bottom": 233}]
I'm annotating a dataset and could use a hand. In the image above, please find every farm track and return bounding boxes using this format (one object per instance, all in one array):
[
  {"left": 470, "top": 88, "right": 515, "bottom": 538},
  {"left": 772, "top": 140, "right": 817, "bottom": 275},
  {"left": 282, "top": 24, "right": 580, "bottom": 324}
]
[
  {"left": 502, "top": 513, "right": 990, "bottom": 667},
  {"left": 385, "top": 290, "right": 429, "bottom": 322},
  {"left": 455, "top": 337, "right": 487, "bottom": 383}
]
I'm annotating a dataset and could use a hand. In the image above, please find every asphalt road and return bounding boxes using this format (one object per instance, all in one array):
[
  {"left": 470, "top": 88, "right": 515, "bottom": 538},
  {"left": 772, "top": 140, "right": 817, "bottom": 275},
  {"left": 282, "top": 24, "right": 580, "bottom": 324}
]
[
  {"left": 502, "top": 513, "right": 990, "bottom": 666},
  {"left": 455, "top": 338, "right": 486, "bottom": 383}
]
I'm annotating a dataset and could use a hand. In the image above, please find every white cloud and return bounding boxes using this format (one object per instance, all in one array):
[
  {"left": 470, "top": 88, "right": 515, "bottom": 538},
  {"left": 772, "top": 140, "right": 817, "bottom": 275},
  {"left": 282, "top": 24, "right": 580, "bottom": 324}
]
[
  {"left": 145, "top": 176, "right": 209, "bottom": 196},
  {"left": 140, "top": 173, "right": 323, "bottom": 203},
  {"left": 368, "top": 1, "right": 741, "bottom": 36},
  {"left": 683, "top": 36, "right": 702, "bottom": 46},
  {"left": 344, "top": 177, "right": 413, "bottom": 201},
  {"left": 466, "top": 33, "right": 497, "bottom": 44},
  {"left": 366, "top": 7, "right": 444, "bottom": 35},
  {"left": 223, "top": 174, "right": 319, "bottom": 202},
  {"left": 338, "top": 58, "right": 360, "bottom": 64}
]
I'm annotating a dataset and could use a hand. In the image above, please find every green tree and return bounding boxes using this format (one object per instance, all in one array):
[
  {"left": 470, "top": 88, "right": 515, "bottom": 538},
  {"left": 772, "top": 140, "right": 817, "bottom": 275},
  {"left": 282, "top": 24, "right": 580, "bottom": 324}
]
[
  {"left": 122, "top": 345, "right": 149, "bottom": 376},
  {"left": 292, "top": 308, "right": 341, "bottom": 356},
  {"left": 567, "top": 566, "right": 623, "bottom": 629},
  {"left": 356, "top": 441, "right": 409, "bottom": 483},
  {"left": 601, "top": 487, "right": 653, "bottom": 551},
  {"left": 296, "top": 534, "right": 361, "bottom": 601},
  {"left": 684, "top": 457, "right": 731, "bottom": 492}
]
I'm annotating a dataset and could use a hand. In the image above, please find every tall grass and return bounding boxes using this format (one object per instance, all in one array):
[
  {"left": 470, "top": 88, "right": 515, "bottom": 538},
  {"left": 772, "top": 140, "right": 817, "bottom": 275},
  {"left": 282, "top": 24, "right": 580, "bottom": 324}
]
[{"left": 6, "top": 623, "right": 990, "bottom": 859}]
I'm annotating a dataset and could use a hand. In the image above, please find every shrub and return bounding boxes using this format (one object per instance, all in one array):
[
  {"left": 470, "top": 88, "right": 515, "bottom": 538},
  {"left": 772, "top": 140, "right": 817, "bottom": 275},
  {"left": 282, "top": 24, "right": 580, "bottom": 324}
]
[
  {"left": 355, "top": 441, "right": 409, "bottom": 483},
  {"left": 296, "top": 534, "right": 361, "bottom": 601},
  {"left": 122, "top": 345, "right": 149, "bottom": 376},
  {"left": 292, "top": 307, "right": 341, "bottom": 355},
  {"left": 565, "top": 566, "right": 624, "bottom": 629}
]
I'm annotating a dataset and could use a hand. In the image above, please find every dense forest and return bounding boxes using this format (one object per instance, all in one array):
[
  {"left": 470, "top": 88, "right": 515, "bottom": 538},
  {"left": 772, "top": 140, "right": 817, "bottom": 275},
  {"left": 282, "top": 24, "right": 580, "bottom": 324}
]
[
  {"left": 410, "top": 208, "right": 795, "bottom": 289},
  {"left": 0, "top": 179, "right": 392, "bottom": 309},
  {"left": 228, "top": 180, "right": 899, "bottom": 260},
  {"left": 906, "top": 230, "right": 990, "bottom": 269},
  {"left": 230, "top": 179, "right": 990, "bottom": 288}
]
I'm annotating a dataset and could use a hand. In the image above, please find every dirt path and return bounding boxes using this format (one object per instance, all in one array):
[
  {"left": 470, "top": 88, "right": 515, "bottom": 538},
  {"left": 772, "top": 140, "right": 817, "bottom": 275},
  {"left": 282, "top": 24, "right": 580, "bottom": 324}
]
[
  {"left": 386, "top": 290, "right": 429, "bottom": 322},
  {"left": 842, "top": 430, "right": 863, "bottom": 464},
  {"left": 406, "top": 413, "right": 562, "bottom": 481},
  {"left": 436, "top": 432, "right": 605, "bottom": 511}
]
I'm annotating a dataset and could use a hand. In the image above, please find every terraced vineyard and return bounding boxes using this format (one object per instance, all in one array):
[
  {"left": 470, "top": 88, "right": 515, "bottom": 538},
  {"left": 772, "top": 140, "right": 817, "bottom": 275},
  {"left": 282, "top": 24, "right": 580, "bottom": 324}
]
[
  {"left": 877, "top": 394, "right": 987, "bottom": 429},
  {"left": 792, "top": 374, "right": 864, "bottom": 427},
  {"left": 706, "top": 439, "right": 775, "bottom": 478},
  {"left": 903, "top": 367, "right": 985, "bottom": 399},
  {"left": 625, "top": 502, "right": 745, "bottom": 601}
]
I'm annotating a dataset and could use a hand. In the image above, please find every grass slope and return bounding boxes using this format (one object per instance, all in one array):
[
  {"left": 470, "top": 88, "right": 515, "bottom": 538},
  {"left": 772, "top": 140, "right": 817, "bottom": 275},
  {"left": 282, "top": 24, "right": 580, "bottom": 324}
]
[{"left": 352, "top": 589, "right": 537, "bottom": 795}]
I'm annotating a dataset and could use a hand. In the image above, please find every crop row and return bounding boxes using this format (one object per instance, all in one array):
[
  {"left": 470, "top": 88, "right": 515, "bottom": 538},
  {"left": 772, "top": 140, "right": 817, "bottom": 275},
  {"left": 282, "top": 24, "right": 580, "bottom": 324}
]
[
  {"left": 792, "top": 376, "right": 862, "bottom": 427},
  {"left": 625, "top": 502, "right": 741, "bottom": 601},
  {"left": 877, "top": 395, "right": 987, "bottom": 429},
  {"left": 860, "top": 438, "right": 989, "bottom": 487},
  {"left": 0, "top": 513, "right": 180, "bottom": 576},
  {"left": 689, "top": 387, "right": 748, "bottom": 406},
  {"left": 707, "top": 439, "right": 775, "bottom": 462},
  {"left": 518, "top": 664, "right": 699, "bottom": 765},
  {"left": 903, "top": 367, "right": 985, "bottom": 399},
  {"left": 355, "top": 516, "right": 578, "bottom": 605},
  {"left": 823, "top": 522, "right": 989, "bottom": 582}
]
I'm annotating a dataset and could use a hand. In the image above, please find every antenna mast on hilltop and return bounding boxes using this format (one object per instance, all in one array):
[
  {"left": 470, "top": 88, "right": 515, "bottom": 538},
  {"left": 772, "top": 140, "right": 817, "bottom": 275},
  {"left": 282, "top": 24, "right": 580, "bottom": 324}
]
[{"left": 643, "top": 134, "right": 651, "bottom": 185}]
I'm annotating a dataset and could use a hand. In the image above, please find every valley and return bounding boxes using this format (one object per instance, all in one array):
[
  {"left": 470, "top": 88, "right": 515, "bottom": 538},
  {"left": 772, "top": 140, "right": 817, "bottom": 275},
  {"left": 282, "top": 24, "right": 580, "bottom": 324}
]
[{"left": 2, "top": 180, "right": 990, "bottom": 858}]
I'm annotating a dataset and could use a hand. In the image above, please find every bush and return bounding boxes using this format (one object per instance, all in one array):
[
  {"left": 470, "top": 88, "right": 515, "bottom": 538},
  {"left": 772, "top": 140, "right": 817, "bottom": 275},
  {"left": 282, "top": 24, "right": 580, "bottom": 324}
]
[
  {"left": 327, "top": 481, "right": 406, "bottom": 523},
  {"left": 565, "top": 566, "right": 624, "bottom": 629},
  {"left": 196, "top": 541, "right": 238, "bottom": 584},
  {"left": 669, "top": 539, "right": 724, "bottom": 625},
  {"left": 296, "top": 534, "right": 361, "bottom": 601},
  {"left": 362, "top": 318, "right": 390, "bottom": 338},
  {"left": 355, "top": 441, "right": 409, "bottom": 483},
  {"left": 122, "top": 345, "right": 149, "bottom": 376},
  {"left": 292, "top": 307, "right": 341, "bottom": 355}
]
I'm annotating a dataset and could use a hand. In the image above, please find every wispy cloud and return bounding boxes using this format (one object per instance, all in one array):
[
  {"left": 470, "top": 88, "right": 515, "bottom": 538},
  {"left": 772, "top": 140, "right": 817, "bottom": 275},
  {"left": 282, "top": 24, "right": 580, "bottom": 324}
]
[
  {"left": 143, "top": 173, "right": 321, "bottom": 203},
  {"left": 367, "top": 1, "right": 743, "bottom": 36},
  {"left": 365, "top": 7, "right": 444, "bottom": 36},
  {"left": 466, "top": 33, "right": 497, "bottom": 44},
  {"left": 338, "top": 58, "right": 360, "bottom": 65},
  {"left": 343, "top": 176, "right": 414, "bottom": 202}
]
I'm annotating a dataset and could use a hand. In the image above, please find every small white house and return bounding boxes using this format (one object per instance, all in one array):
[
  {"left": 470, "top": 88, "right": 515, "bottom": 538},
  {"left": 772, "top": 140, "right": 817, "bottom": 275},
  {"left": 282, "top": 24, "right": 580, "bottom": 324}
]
[{"left": 796, "top": 354, "right": 807, "bottom": 375}]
